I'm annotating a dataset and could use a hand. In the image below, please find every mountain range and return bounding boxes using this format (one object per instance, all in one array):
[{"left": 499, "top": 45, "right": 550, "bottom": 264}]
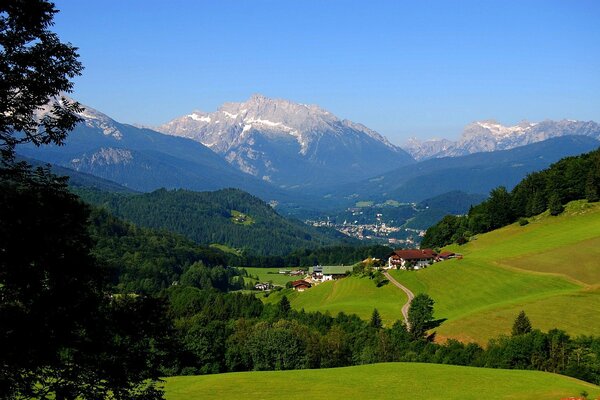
[
  {"left": 17, "top": 95, "right": 600, "bottom": 217},
  {"left": 156, "top": 94, "right": 414, "bottom": 187},
  {"left": 404, "top": 119, "right": 600, "bottom": 160},
  {"left": 16, "top": 100, "right": 294, "bottom": 201},
  {"left": 321, "top": 135, "right": 600, "bottom": 205}
]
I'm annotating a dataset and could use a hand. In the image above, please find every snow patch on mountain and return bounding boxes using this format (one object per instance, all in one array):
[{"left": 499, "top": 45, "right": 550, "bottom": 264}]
[
  {"left": 404, "top": 119, "right": 600, "bottom": 160},
  {"left": 156, "top": 94, "right": 414, "bottom": 186}
]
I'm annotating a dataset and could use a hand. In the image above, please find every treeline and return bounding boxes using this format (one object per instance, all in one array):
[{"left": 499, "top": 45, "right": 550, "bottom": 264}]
[
  {"left": 76, "top": 187, "right": 356, "bottom": 257},
  {"left": 161, "top": 285, "right": 600, "bottom": 385},
  {"left": 422, "top": 147, "right": 600, "bottom": 248},
  {"left": 242, "top": 244, "right": 394, "bottom": 268}
]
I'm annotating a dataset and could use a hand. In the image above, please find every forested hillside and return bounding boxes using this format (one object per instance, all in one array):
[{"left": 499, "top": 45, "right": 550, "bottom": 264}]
[
  {"left": 77, "top": 187, "right": 355, "bottom": 256},
  {"left": 89, "top": 208, "right": 245, "bottom": 294},
  {"left": 423, "top": 146, "right": 600, "bottom": 248}
]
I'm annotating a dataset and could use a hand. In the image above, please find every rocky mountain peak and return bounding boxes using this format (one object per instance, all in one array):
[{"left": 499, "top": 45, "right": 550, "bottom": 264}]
[
  {"left": 404, "top": 119, "right": 600, "bottom": 160},
  {"left": 157, "top": 95, "right": 414, "bottom": 186}
]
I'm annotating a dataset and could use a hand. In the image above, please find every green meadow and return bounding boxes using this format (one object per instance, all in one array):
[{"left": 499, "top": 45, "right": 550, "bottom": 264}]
[
  {"left": 264, "top": 276, "right": 407, "bottom": 326},
  {"left": 271, "top": 200, "right": 600, "bottom": 344},
  {"left": 164, "top": 362, "right": 600, "bottom": 400},
  {"left": 243, "top": 267, "right": 306, "bottom": 286},
  {"left": 390, "top": 200, "right": 600, "bottom": 343}
]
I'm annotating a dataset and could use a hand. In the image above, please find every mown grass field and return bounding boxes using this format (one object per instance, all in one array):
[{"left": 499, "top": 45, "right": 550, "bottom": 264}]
[
  {"left": 272, "top": 200, "right": 600, "bottom": 344},
  {"left": 164, "top": 362, "right": 600, "bottom": 400},
  {"left": 389, "top": 200, "right": 600, "bottom": 343},
  {"left": 264, "top": 277, "right": 407, "bottom": 326},
  {"left": 242, "top": 267, "right": 306, "bottom": 286}
]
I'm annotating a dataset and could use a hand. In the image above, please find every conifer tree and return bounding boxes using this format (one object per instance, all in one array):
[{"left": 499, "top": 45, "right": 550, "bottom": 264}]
[
  {"left": 370, "top": 308, "right": 382, "bottom": 329},
  {"left": 548, "top": 193, "right": 564, "bottom": 216},
  {"left": 511, "top": 310, "right": 532, "bottom": 336}
]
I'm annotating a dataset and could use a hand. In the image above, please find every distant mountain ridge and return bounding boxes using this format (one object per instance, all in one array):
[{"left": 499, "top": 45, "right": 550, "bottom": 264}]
[
  {"left": 405, "top": 119, "right": 600, "bottom": 160},
  {"left": 157, "top": 94, "right": 414, "bottom": 187},
  {"left": 323, "top": 135, "right": 600, "bottom": 204},
  {"left": 16, "top": 100, "right": 291, "bottom": 201}
]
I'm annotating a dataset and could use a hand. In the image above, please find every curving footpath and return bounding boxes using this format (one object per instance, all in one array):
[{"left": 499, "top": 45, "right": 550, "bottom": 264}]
[{"left": 383, "top": 271, "right": 415, "bottom": 328}]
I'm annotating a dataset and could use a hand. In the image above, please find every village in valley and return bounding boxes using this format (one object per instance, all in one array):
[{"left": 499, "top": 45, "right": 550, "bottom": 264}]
[
  {"left": 252, "top": 248, "right": 461, "bottom": 293},
  {"left": 305, "top": 202, "right": 427, "bottom": 246}
]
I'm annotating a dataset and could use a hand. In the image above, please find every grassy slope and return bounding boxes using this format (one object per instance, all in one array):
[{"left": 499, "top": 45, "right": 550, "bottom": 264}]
[
  {"left": 164, "top": 362, "right": 600, "bottom": 400},
  {"left": 264, "top": 277, "right": 407, "bottom": 326},
  {"left": 391, "top": 200, "right": 600, "bottom": 343},
  {"left": 270, "top": 200, "right": 600, "bottom": 343},
  {"left": 242, "top": 267, "right": 305, "bottom": 286}
]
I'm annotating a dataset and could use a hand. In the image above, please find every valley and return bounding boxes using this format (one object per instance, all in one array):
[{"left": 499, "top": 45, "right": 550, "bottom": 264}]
[{"left": 4, "top": 2, "right": 600, "bottom": 399}]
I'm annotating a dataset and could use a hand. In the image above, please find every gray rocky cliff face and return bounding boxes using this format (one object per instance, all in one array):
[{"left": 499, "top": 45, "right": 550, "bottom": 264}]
[
  {"left": 404, "top": 119, "right": 600, "bottom": 160},
  {"left": 157, "top": 94, "right": 414, "bottom": 187}
]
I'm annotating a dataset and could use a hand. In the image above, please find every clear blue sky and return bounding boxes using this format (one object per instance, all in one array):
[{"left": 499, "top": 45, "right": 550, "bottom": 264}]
[{"left": 53, "top": 0, "right": 600, "bottom": 144}]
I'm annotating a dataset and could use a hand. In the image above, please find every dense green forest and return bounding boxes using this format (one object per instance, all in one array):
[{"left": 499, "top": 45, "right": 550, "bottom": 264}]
[
  {"left": 76, "top": 187, "right": 356, "bottom": 256},
  {"left": 422, "top": 147, "right": 600, "bottom": 248},
  {"left": 88, "top": 202, "right": 394, "bottom": 293}
]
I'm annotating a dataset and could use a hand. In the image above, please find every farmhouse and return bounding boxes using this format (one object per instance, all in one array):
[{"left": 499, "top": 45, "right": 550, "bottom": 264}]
[
  {"left": 321, "top": 265, "right": 353, "bottom": 281},
  {"left": 308, "top": 265, "right": 353, "bottom": 282},
  {"left": 387, "top": 249, "right": 437, "bottom": 270},
  {"left": 254, "top": 282, "right": 272, "bottom": 291},
  {"left": 291, "top": 279, "right": 311, "bottom": 292},
  {"left": 438, "top": 251, "right": 458, "bottom": 260},
  {"left": 310, "top": 265, "right": 323, "bottom": 280}
]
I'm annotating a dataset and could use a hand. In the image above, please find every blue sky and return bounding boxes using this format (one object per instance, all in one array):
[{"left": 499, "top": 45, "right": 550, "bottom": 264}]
[{"left": 53, "top": 0, "right": 600, "bottom": 144}]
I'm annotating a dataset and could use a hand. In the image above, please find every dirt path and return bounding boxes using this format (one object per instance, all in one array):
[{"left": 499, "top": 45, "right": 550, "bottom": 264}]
[{"left": 383, "top": 271, "right": 415, "bottom": 328}]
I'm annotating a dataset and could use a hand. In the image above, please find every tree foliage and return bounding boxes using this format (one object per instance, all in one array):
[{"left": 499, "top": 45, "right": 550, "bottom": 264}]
[
  {"left": 0, "top": 0, "right": 83, "bottom": 159},
  {"left": 512, "top": 310, "right": 533, "bottom": 336},
  {"left": 408, "top": 293, "right": 435, "bottom": 340},
  {"left": 0, "top": 164, "right": 171, "bottom": 399}
]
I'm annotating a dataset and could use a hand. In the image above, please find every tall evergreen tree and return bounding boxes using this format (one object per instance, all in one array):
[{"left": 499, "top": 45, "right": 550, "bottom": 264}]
[
  {"left": 548, "top": 193, "right": 564, "bottom": 216},
  {"left": 585, "top": 171, "right": 599, "bottom": 202},
  {"left": 370, "top": 308, "right": 382, "bottom": 329},
  {"left": 278, "top": 295, "right": 291, "bottom": 317},
  {"left": 511, "top": 310, "right": 532, "bottom": 336}
]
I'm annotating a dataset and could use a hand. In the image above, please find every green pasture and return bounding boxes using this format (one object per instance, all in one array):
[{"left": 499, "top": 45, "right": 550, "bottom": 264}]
[
  {"left": 274, "top": 200, "right": 600, "bottom": 344},
  {"left": 242, "top": 267, "right": 306, "bottom": 286},
  {"left": 264, "top": 276, "right": 407, "bottom": 326},
  {"left": 164, "top": 362, "right": 600, "bottom": 400},
  {"left": 390, "top": 200, "right": 600, "bottom": 343}
]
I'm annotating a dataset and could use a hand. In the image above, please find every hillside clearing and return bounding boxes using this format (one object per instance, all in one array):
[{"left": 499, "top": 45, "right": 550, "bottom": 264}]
[
  {"left": 164, "top": 362, "right": 600, "bottom": 400},
  {"left": 264, "top": 277, "right": 407, "bottom": 326}
]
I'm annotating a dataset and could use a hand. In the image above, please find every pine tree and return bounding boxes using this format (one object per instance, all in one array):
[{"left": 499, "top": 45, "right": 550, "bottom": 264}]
[
  {"left": 278, "top": 295, "right": 291, "bottom": 316},
  {"left": 511, "top": 310, "right": 532, "bottom": 336},
  {"left": 370, "top": 308, "right": 382, "bottom": 329},
  {"left": 585, "top": 171, "right": 599, "bottom": 202},
  {"left": 548, "top": 193, "right": 564, "bottom": 216}
]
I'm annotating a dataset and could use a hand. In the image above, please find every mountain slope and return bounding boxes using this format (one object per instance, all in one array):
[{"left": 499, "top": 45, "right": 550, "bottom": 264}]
[
  {"left": 15, "top": 101, "right": 285, "bottom": 199},
  {"left": 158, "top": 94, "right": 414, "bottom": 187},
  {"left": 410, "top": 200, "right": 600, "bottom": 343},
  {"left": 405, "top": 119, "right": 600, "bottom": 160},
  {"left": 327, "top": 135, "right": 600, "bottom": 204},
  {"left": 76, "top": 187, "right": 355, "bottom": 256}
]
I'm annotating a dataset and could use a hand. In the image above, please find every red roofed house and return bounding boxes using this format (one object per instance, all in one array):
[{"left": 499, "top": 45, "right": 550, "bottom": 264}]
[
  {"left": 291, "top": 279, "right": 311, "bottom": 292},
  {"left": 387, "top": 249, "right": 438, "bottom": 270},
  {"left": 438, "top": 251, "right": 456, "bottom": 260}
]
